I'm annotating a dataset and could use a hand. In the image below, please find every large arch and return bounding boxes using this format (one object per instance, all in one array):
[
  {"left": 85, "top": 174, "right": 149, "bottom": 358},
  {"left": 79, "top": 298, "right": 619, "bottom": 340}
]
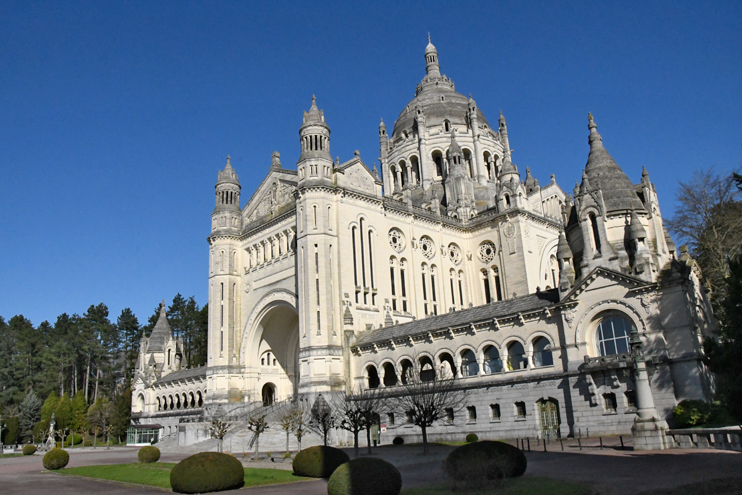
[{"left": 240, "top": 289, "right": 300, "bottom": 401}]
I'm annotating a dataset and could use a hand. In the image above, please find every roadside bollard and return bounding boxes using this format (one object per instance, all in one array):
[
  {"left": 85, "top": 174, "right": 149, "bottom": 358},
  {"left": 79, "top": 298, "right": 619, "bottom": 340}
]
[
  {"left": 560, "top": 439, "right": 564, "bottom": 451},
  {"left": 543, "top": 438, "right": 547, "bottom": 452},
  {"left": 527, "top": 438, "right": 531, "bottom": 451},
  {"left": 578, "top": 437, "right": 582, "bottom": 450},
  {"left": 599, "top": 437, "right": 603, "bottom": 450},
  {"left": 620, "top": 436, "right": 625, "bottom": 450}
]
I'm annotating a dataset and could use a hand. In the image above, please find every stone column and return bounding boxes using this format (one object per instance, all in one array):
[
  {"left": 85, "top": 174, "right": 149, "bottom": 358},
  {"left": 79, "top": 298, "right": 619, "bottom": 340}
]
[{"left": 629, "top": 327, "right": 668, "bottom": 450}]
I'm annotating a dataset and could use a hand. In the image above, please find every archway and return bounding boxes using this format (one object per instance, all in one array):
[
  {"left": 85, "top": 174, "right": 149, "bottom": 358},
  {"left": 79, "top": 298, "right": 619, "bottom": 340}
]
[{"left": 262, "top": 383, "right": 276, "bottom": 406}]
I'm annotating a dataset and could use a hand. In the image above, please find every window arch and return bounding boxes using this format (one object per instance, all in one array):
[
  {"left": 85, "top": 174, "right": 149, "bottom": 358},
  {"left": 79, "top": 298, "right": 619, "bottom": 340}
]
[
  {"left": 432, "top": 150, "right": 443, "bottom": 177},
  {"left": 382, "top": 362, "right": 398, "bottom": 386},
  {"left": 589, "top": 212, "right": 602, "bottom": 254},
  {"left": 481, "top": 269, "right": 492, "bottom": 303},
  {"left": 366, "top": 364, "right": 380, "bottom": 389},
  {"left": 506, "top": 341, "right": 527, "bottom": 370},
  {"left": 483, "top": 345, "right": 502, "bottom": 373},
  {"left": 399, "top": 359, "right": 413, "bottom": 385},
  {"left": 460, "top": 349, "right": 479, "bottom": 376},
  {"left": 596, "top": 315, "right": 633, "bottom": 356},
  {"left": 532, "top": 336, "right": 554, "bottom": 367},
  {"left": 419, "top": 355, "right": 436, "bottom": 382},
  {"left": 438, "top": 352, "right": 456, "bottom": 379}
]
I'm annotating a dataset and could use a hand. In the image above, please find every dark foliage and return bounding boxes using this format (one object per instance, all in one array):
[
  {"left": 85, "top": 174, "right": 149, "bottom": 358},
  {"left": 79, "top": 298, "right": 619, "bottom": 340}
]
[
  {"left": 392, "top": 436, "right": 404, "bottom": 445},
  {"left": 170, "top": 452, "right": 244, "bottom": 494},
  {"left": 42, "top": 448, "right": 69, "bottom": 470},
  {"left": 138, "top": 446, "right": 160, "bottom": 463},
  {"left": 292, "top": 446, "right": 350, "bottom": 478},
  {"left": 465, "top": 433, "right": 478, "bottom": 443},
  {"left": 22, "top": 444, "right": 36, "bottom": 455},
  {"left": 444, "top": 441, "right": 527, "bottom": 481},
  {"left": 327, "top": 457, "right": 402, "bottom": 495}
]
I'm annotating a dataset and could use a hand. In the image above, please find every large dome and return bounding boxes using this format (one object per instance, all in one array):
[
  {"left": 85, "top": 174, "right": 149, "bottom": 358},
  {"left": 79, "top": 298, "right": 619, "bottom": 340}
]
[{"left": 391, "top": 42, "right": 490, "bottom": 141}]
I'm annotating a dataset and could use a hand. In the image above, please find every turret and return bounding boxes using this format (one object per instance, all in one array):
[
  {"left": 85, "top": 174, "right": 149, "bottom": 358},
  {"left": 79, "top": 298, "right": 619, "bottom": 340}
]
[
  {"left": 424, "top": 36, "right": 440, "bottom": 77},
  {"left": 498, "top": 111, "right": 511, "bottom": 159},
  {"left": 556, "top": 232, "right": 576, "bottom": 296},
  {"left": 524, "top": 166, "right": 540, "bottom": 194},
  {"left": 468, "top": 95, "right": 487, "bottom": 185},
  {"left": 212, "top": 156, "right": 242, "bottom": 236},
  {"left": 444, "top": 133, "right": 476, "bottom": 219},
  {"left": 297, "top": 96, "right": 332, "bottom": 183}
]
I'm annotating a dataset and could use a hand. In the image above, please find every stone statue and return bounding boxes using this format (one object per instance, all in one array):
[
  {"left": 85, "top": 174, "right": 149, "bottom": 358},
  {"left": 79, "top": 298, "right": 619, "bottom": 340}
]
[
  {"left": 46, "top": 413, "right": 56, "bottom": 450},
  {"left": 439, "top": 360, "right": 453, "bottom": 379}
]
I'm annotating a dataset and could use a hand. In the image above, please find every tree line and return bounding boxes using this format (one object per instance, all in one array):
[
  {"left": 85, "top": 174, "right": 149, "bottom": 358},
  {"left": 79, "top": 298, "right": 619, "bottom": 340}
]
[{"left": 0, "top": 294, "right": 207, "bottom": 445}]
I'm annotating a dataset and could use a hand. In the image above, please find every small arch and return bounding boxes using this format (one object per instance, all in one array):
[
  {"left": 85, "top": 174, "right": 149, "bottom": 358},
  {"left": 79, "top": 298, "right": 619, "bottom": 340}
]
[
  {"left": 399, "top": 358, "right": 414, "bottom": 385},
  {"left": 382, "top": 362, "right": 398, "bottom": 386},
  {"left": 532, "top": 336, "right": 554, "bottom": 367},
  {"left": 197, "top": 391, "right": 203, "bottom": 407},
  {"left": 419, "top": 355, "right": 436, "bottom": 382},
  {"left": 189, "top": 392, "right": 195, "bottom": 408},
  {"left": 366, "top": 364, "right": 381, "bottom": 389},
  {"left": 437, "top": 352, "right": 456, "bottom": 379},
  {"left": 460, "top": 348, "right": 479, "bottom": 376},
  {"left": 506, "top": 341, "right": 527, "bottom": 370},
  {"left": 262, "top": 383, "right": 276, "bottom": 406},
  {"left": 483, "top": 345, "right": 502, "bottom": 373}
]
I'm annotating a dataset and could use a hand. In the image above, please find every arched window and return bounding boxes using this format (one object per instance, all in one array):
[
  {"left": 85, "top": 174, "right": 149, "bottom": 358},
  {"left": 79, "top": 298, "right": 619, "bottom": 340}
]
[
  {"left": 399, "top": 259, "right": 409, "bottom": 312},
  {"left": 352, "top": 226, "right": 359, "bottom": 303},
  {"left": 457, "top": 270, "right": 467, "bottom": 308},
  {"left": 532, "top": 337, "right": 554, "bottom": 367},
  {"left": 483, "top": 345, "right": 502, "bottom": 373},
  {"left": 504, "top": 194, "right": 511, "bottom": 208},
  {"left": 419, "top": 356, "right": 435, "bottom": 382},
  {"left": 438, "top": 353, "right": 456, "bottom": 379},
  {"left": 449, "top": 268, "right": 458, "bottom": 309},
  {"left": 460, "top": 349, "right": 479, "bottom": 377},
  {"left": 421, "top": 263, "right": 430, "bottom": 315},
  {"left": 432, "top": 150, "right": 443, "bottom": 177},
  {"left": 382, "top": 362, "right": 398, "bottom": 386},
  {"left": 410, "top": 156, "right": 420, "bottom": 185},
  {"left": 589, "top": 213, "right": 602, "bottom": 254},
  {"left": 399, "top": 160, "right": 407, "bottom": 187},
  {"left": 490, "top": 403, "right": 501, "bottom": 420},
  {"left": 430, "top": 265, "right": 438, "bottom": 315},
  {"left": 444, "top": 120, "right": 451, "bottom": 132},
  {"left": 492, "top": 266, "right": 503, "bottom": 301},
  {"left": 481, "top": 269, "right": 492, "bottom": 303},
  {"left": 596, "top": 315, "right": 633, "bottom": 356},
  {"left": 390, "top": 257, "right": 398, "bottom": 311},
  {"left": 400, "top": 359, "right": 413, "bottom": 385},
  {"left": 506, "top": 342, "right": 526, "bottom": 370},
  {"left": 463, "top": 149, "right": 473, "bottom": 178},
  {"left": 367, "top": 365, "right": 380, "bottom": 389}
]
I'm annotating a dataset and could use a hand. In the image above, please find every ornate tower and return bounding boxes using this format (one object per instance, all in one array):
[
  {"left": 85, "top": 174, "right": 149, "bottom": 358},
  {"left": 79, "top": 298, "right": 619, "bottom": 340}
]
[
  {"left": 208, "top": 156, "right": 242, "bottom": 370},
  {"left": 444, "top": 133, "right": 476, "bottom": 219},
  {"left": 295, "top": 97, "right": 343, "bottom": 394}
]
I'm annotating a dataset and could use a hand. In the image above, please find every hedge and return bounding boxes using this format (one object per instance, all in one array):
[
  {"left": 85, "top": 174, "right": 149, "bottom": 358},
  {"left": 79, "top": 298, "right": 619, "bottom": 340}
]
[
  {"left": 444, "top": 441, "right": 527, "bottom": 481},
  {"left": 327, "top": 457, "right": 402, "bottom": 495},
  {"left": 292, "top": 446, "right": 350, "bottom": 478},
  {"left": 170, "top": 452, "right": 244, "bottom": 494}
]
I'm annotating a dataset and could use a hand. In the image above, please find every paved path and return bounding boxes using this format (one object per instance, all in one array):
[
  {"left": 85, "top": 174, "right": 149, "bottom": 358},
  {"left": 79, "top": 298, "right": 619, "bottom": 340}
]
[{"left": 1, "top": 440, "right": 741, "bottom": 494}]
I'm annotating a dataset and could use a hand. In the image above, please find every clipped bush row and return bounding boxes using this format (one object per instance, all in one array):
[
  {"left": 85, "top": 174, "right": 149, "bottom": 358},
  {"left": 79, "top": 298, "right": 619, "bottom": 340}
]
[
  {"left": 292, "top": 446, "right": 350, "bottom": 478},
  {"left": 43, "top": 448, "right": 70, "bottom": 470},
  {"left": 138, "top": 446, "right": 160, "bottom": 463},
  {"left": 170, "top": 452, "right": 244, "bottom": 494},
  {"left": 328, "top": 457, "right": 402, "bottom": 495}
]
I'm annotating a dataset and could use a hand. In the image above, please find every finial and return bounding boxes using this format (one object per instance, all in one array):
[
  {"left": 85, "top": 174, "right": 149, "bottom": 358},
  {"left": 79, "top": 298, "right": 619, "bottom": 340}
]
[
  {"left": 311, "top": 95, "right": 317, "bottom": 108},
  {"left": 588, "top": 112, "right": 594, "bottom": 122},
  {"left": 642, "top": 166, "right": 649, "bottom": 177},
  {"left": 271, "top": 151, "right": 281, "bottom": 169},
  {"left": 428, "top": 32, "right": 430, "bottom": 43},
  {"left": 226, "top": 155, "right": 231, "bottom": 167}
]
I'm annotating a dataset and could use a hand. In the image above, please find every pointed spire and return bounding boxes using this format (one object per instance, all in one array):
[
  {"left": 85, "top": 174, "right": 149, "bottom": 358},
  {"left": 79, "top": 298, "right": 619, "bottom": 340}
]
[
  {"left": 225, "top": 155, "right": 232, "bottom": 169},
  {"left": 629, "top": 210, "right": 647, "bottom": 240},
  {"left": 217, "top": 155, "right": 239, "bottom": 185},
  {"left": 557, "top": 231, "right": 573, "bottom": 260},
  {"left": 424, "top": 36, "right": 440, "bottom": 77},
  {"left": 524, "top": 166, "right": 539, "bottom": 192},
  {"left": 580, "top": 170, "right": 591, "bottom": 193},
  {"left": 587, "top": 112, "right": 603, "bottom": 149},
  {"left": 302, "top": 95, "right": 326, "bottom": 125},
  {"left": 642, "top": 166, "right": 649, "bottom": 178},
  {"left": 372, "top": 162, "right": 380, "bottom": 181},
  {"left": 379, "top": 118, "right": 386, "bottom": 129}
]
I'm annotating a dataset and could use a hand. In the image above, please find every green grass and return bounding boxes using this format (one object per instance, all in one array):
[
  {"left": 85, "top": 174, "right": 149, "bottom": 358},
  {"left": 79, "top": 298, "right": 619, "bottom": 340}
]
[
  {"left": 638, "top": 477, "right": 742, "bottom": 495},
  {"left": 58, "top": 462, "right": 309, "bottom": 489},
  {"left": 401, "top": 477, "right": 592, "bottom": 495},
  {"left": 0, "top": 453, "right": 24, "bottom": 458}
]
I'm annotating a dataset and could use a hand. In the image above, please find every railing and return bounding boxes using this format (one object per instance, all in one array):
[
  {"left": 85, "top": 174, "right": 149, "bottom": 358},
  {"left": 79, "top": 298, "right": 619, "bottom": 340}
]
[{"left": 666, "top": 428, "right": 742, "bottom": 452}]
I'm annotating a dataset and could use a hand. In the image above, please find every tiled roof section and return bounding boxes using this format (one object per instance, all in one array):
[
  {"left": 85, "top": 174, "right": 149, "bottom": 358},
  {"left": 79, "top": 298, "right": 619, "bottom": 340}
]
[
  {"left": 155, "top": 366, "right": 206, "bottom": 385},
  {"left": 354, "top": 290, "right": 559, "bottom": 346}
]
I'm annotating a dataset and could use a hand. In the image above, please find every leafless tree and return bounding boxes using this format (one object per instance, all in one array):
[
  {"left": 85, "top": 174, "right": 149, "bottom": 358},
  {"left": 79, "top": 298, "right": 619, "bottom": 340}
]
[
  {"left": 290, "top": 398, "right": 312, "bottom": 452},
  {"left": 667, "top": 167, "right": 742, "bottom": 305},
  {"left": 246, "top": 411, "right": 269, "bottom": 460},
  {"left": 205, "top": 406, "right": 233, "bottom": 453},
  {"left": 274, "top": 402, "right": 295, "bottom": 455},
  {"left": 385, "top": 356, "right": 467, "bottom": 454},
  {"left": 310, "top": 394, "right": 334, "bottom": 446},
  {"left": 334, "top": 386, "right": 387, "bottom": 458}
]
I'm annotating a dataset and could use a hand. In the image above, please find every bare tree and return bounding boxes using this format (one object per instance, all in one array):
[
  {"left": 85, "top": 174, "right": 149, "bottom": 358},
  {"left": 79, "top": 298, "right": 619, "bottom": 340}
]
[
  {"left": 205, "top": 406, "right": 233, "bottom": 453},
  {"left": 291, "top": 398, "right": 312, "bottom": 452},
  {"left": 310, "top": 394, "right": 334, "bottom": 446},
  {"left": 387, "top": 357, "right": 467, "bottom": 454},
  {"left": 335, "top": 387, "right": 387, "bottom": 457},
  {"left": 246, "top": 411, "right": 269, "bottom": 460},
  {"left": 667, "top": 167, "right": 742, "bottom": 305},
  {"left": 333, "top": 390, "right": 366, "bottom": 458},
  {"left": 274, "top": 402, "right": 295, "bottom": 455}
]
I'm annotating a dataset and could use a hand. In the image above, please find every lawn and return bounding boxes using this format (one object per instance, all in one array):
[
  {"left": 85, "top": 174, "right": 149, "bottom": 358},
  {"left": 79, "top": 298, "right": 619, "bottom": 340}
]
[
  {"left": 638, "top": 477, "right": 742, "bottom": 495},
  {"left": 401, "top": 477, "right": 592, "bottom": 495},
  {"left": 0, "top": 453, "right": 24, "bottom": 458},
  {"left": 59, "top": 462, "right": 309, "bottom": 489}
]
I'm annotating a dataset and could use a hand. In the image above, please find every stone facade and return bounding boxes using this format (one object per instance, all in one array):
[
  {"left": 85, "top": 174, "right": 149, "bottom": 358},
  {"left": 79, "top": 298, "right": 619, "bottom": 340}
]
[{"left": 132, "top": 41, "right": 715, "bottom": 449}]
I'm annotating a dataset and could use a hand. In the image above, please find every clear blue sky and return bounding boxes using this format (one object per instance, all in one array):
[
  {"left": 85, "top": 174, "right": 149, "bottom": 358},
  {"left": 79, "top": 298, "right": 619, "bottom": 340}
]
[{"left": 1, "top": 1, "right": 740, "bottom": 327}]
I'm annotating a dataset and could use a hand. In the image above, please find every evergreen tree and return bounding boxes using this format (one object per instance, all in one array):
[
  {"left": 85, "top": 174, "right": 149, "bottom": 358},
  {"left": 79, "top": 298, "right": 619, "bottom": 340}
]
[
  {"left": 110, "top": 390, "right": 131, "bottom": 442},
  {"left": 54, "top": 393, "right": 73, "bottom": 430},
  {"left": 40, "top": 391, "right": 59, "bottom": 424},
  {"left": 70, "top": 391, "right": 87, "bottom": 431},
  {"left": 17, "top": 389, "right": 42, "bottom": 442},
  {"left": 0, "top": 316, "right": 19, "bottom": 406},
  {"left": 117, "top": 308, "right": 141, "bottom": 388}
]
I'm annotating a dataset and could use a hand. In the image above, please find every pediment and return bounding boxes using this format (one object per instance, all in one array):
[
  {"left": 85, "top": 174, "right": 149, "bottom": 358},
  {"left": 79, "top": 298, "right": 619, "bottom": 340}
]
[
  {"left": 243, "top": 170, "right": 298, "bottom": 226},
  {"left": 561, "top": 267, "right": 654, "bottom": 302},
  {"left": 336, "top": 157, "right": 381, "bottom": 194}
]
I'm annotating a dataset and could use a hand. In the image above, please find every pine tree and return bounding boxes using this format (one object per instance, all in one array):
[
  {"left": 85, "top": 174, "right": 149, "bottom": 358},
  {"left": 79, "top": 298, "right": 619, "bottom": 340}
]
[
  {"left": 40, "top": 391, "right": 59, "bottom": 424},
  {"left": 110, "top": 391, "right": 131, "bottom": 442},
  {"left": 71, "top": 391, "right": 87, "bottom": 431},
  {"left": 54, "top": 393, "right": 73, "bottom": 430},
  {"left": 17, "top": 389, "right": 42, "bottom": 442}
]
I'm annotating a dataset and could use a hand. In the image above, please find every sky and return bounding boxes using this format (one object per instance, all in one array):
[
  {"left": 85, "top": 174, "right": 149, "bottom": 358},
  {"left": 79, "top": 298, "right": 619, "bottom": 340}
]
[{"left": 1, "top": 1, "right": 740, "bottom": 327}]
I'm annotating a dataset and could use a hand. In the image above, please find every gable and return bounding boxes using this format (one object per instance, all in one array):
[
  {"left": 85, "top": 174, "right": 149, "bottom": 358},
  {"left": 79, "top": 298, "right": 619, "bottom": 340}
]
[
  {"left": 243, "top": 171, "right": 298, "bottom": 226},
  {"left": 336, "top": 159, "right": 379, "bottom": 195},
  {"left": 561, "top": 267, "right": 654, "bottom": 303}
]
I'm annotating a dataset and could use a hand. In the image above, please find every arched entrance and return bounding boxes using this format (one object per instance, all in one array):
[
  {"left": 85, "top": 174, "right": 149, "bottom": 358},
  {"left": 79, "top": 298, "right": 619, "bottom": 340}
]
[
  {"left": 538, "top": 398, "right": 561, "bottom": 440},
  {"left": 262, "top": 383, "right": 276, "bottom": 406},
  {"left": 241, "top": 290, "right": 300, "bottom": 403}
]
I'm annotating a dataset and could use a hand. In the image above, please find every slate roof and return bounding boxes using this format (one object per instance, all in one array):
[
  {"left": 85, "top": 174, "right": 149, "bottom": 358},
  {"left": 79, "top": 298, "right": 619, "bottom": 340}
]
[
  {"left": 155, "top": 366, "right": 206, "bottom": 385},
  {"left": 148, "top": 304, "right": 173, "bottom": 352},
  {"left": 355, "top": 290, "right": 559, "bottom": 346},
  {"left": 583, "top": 114, "right": 645, "bottom": 213}
]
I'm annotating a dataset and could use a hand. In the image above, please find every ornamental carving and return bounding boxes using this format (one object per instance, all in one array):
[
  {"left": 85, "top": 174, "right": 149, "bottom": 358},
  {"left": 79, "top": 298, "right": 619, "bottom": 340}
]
[
  {"left": 478, "top": 242, "right": 497, "bottom": 263},
  {"left": 420, "top": 236, "right": 435, "bottom": 259},
  {"left": 448, "top": 243, "right": 462, "bottom": 265},
  {"left": 388, "top": 228, "right": 406, "bottom": 253}
]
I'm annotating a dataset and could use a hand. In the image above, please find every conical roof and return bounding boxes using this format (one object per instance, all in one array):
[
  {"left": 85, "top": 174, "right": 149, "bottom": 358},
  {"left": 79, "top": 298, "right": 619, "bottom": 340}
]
[
  {"left": 302, "top": 95, "right": 326, "bottom": 126},
  {"left": 584, "top": 114, "right": 644, "bottom": 212},
  {"left": 557, "top": 231, "right": 573, "bottom": 260},
  {"left": 217, "top": 156, "right": 240, "bottom": 185},
  {"left": 147, "top": 300, "right": 173, "bottom": 351}
]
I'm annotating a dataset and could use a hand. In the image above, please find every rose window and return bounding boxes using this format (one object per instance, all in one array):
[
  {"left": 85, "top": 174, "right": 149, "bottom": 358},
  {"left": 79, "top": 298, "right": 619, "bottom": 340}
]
[
  {"left": 420, "top": 237, "right": 435, "bottom": 259},
  {"left": 448, "top": 244, "right": 462, "bottom": 265},
  {"left": 478, "top": 242, "right": 496, "bottom": 263},
  {"left": 388, "top": 228, "right": 405, "bottom": 253}
]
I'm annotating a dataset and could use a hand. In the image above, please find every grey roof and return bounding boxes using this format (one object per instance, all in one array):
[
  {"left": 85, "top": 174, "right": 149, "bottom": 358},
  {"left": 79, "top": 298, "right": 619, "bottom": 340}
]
[
  {"left": 155, "top": 366, "right": 206, "bottom": 385},
  {"left": 583, "top": 114, "right": 644, "bottom": 212},
  {"left": 355, "top": 290, "right": 559, "bottom": 346},
  {"left": 148, "top": 303, "right": 173, "bottom": 352}
]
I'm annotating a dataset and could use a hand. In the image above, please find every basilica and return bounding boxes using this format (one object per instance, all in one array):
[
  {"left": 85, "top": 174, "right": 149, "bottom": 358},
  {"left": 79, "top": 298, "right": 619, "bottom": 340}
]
[{"left": 131, "top": 41, "right": 715, "bottom": 449}]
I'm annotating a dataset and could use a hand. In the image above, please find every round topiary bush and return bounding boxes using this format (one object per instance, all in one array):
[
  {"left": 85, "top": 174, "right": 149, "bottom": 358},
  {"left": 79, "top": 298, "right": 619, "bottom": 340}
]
[
  {"left": 292, "top": 446, "right": 350, "bottom": 478},
  {"left": 328, "top": 457, "right": 402, "bottom": 495},
  {"left": 444, "top": 441, "right": 526, "bottom": 482},
  {"left": 43, "top": 448, "right": 70, "bottom": 470},
  {"left": 392, "top": 436, "right": 404, "bottom": 445},
  {"left": 22, "top": 445, "right": 37, "bottom": 455},
  {"left": 138, "top": 446, "right": 160, "bottom": 463},
  {"left": 170, "top": 452, "right": 244, "bottom": 494},
  {"left": 465, "top": 433, "right": 479, "bottom": 443}
]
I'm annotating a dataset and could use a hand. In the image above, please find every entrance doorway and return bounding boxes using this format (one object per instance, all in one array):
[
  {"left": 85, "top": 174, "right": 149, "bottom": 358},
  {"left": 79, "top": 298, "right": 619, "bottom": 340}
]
[
  {"left": 262, "top": 383, "right": 276, "bottom": 407},
  {"left": 538, "top": 399, "right": 560, "bottom": 440}
]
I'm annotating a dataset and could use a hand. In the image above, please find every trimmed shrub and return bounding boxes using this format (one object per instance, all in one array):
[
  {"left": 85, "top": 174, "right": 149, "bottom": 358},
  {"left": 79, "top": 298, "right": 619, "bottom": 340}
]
[
  {"left": 43, "top": 448, "right": 70, "bottom": 470},
  {"left": 392, "top": 436, "right": 404, "bottom": 445},
  {"left": 673, "top": 400, "right": 711, "bottom": 428},
  {"left": 3, "top": 416, "right": 19, "bottom": 445},
  {"left": 444, "top": 441, "right": 526, "bottom": 483},
  {"left": 292, "top": 446, "right": 350, "bottom": 478},
  {"left": 22, "top": 445, "right": 37, "bottom": 455},
  {"left": 64, "top": 434, "right": 83, "bottom": 447},
  {"left": 138, "top": 446, "right": 160, "bottom": 463},
  {"left": 170, "top": 452, "right": 244, "bottom": 494},
  {"left": 328, "top": 457, "right": 402, "bottom": 495},
  {"left": 465, "top": 433, "right": 479, "bottom": 443}
]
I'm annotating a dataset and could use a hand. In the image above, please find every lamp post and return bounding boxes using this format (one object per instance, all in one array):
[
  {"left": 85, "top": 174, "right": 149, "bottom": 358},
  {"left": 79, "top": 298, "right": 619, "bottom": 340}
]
[{"left": 1, "top": 414, "right": 5, "bottom": 453}]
